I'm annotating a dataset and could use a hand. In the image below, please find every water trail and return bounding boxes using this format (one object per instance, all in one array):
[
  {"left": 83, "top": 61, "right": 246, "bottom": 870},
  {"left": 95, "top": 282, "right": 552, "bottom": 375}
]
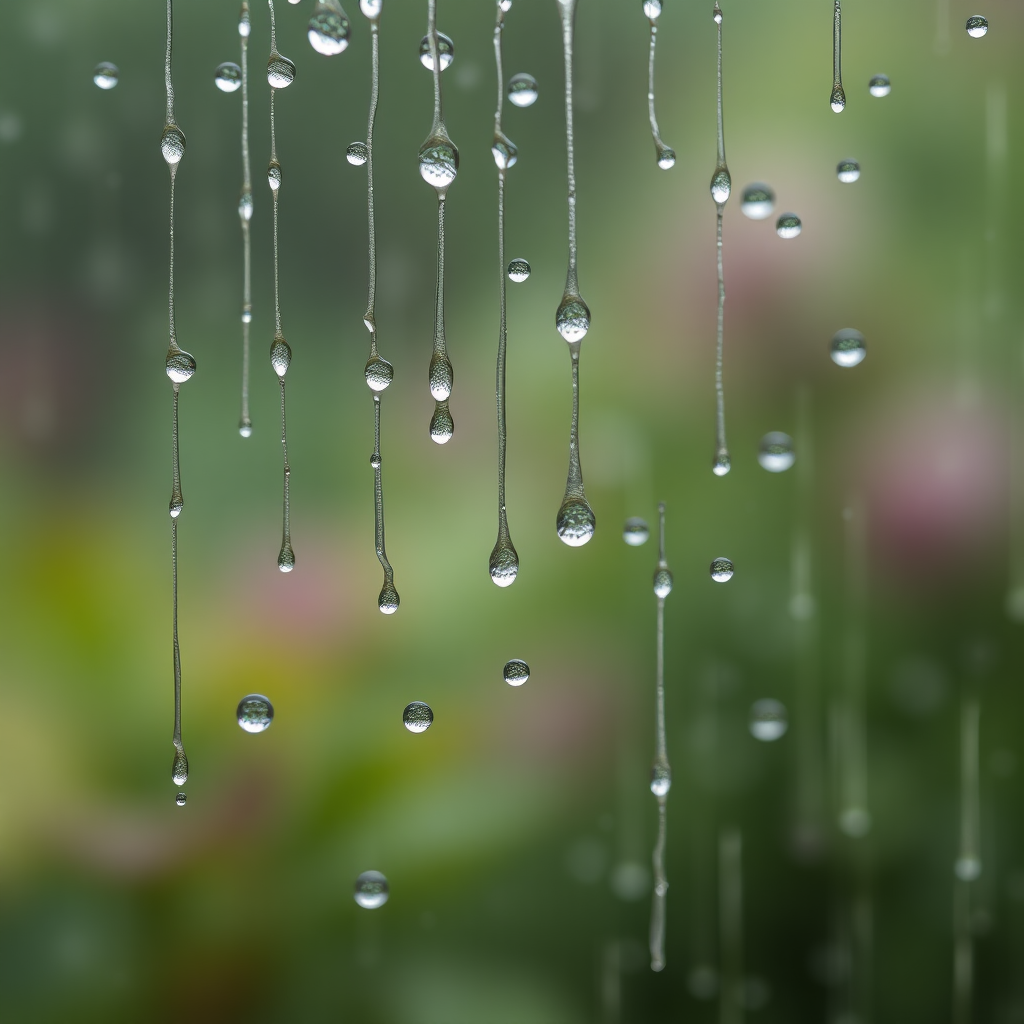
[
  {"left": 554, "top": 0, "right": 595, "bottom": 545},
  {"left": 418, "top": 0, "right": 459, "bottom": 443},
  {"left": 161, "top": 0, "right": 195, "bottom": 803},
  {"left": 709, "top": 3, "right": 731, "bottom": 476},
  {"left": 649, "top": 502, "right": 673, "bottom": 971},
  {"left": 830, "top": 1, "right": 845, "bottom": 112},
  {"left": 956, "top": 694, "right": 981, "bottom": 881},
  {"left": 267, "top": 0, "right": 296, "bottom": 571},
  {"left": 489, "top": 0, "right": 519, "bottom": 587},
  {"left": 238, "top": 3, "right": 253, "bottom": 437},
  {"left": 643, "top": 1, "right": 675, "bottom": 169},
  {"left": 718, "top": 827, "right": 743, "bottom": 1024},
  {"left": 953, "top": 876, "right": 974, "bottom": 1024}
]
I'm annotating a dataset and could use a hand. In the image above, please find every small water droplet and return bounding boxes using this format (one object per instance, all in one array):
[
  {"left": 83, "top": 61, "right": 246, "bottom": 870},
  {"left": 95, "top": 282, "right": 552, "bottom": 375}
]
[
  {"left": 267, "top": 52, "right": 297, "bottom": 89},
  {"left": 650, "top": 759, "right": 671, "bottom": 796},
  {"left": 656, "top": 144, "right": 677, "bottom": 170},
  {"left": 740, "top": 183, "right": 775, "bottom": 220},
  {"left": 239, "top": 419, "right": 253, "bottom": 438},
  {"left": 623, "top": 517, "right": 649, "bottom": 546},
  {"left": 365, "top": 354, "right": 394, "bottom": 392},
  {"left": 160, "top": 124, "right": 186, "bottom": 166},
  {"left": 507, "top": 72, "right": 538, "bottom": 107},
  {"left": 268, "top": 160, "right": 282, "bottom": 191},
  {"left": 166, "top": 348, "right": 196, "bottom": 384},
  {"left": 775, "top": 213, "right": 802, "bottom": 239},
  {"left": 710, "top": 556, "right": 734, "bottom": 582},
  {"left": 239, "top": 190, "right": 254, "bottom": 221},
  {"left": 369, "top": 453, "right": 381, "bottom": 469},
  {"left": 175, "top": 792, "right": 187, "bottom": 806},
  {"left": 278, "top": 543, "right": 296, "bottom": 573},
  {"left": 214, "top": 62, "right": 242, "bottom": 92},
  {"left": 237, "top": 694, "right": 274, "bottom": 733},
  {"left": 270, "top": 337, "right": 292, "bottom": 377},
  {"left": 403, "top": 701, "right": 433, "bottom": 733},
  {"left": 241, "top": 304, "right": 253, "bottom": 324},
  {"left": 428, "top": 353, "right": 453, "bottom": 401},
  {"left": 354, "top": 870, "right": 389, "bottom": 909},
  {"left": 749, "top": 698, "right": 788, "bottom": 741},
  {"left": 653, "top": 567, "right": 673, "bottom": 598},
  {"left": 758, "top": 432, "right": 795, "bottom": 472},
  {"left": 712, "top": 453, "right": 731, "bottom": 476},
  {"left": 966, "top": 15, "right": 988, "bottom": 38},
  {"left": 169, "top": 493, "right": 183, "bottom": 518},
  {"left": 830, "top": 328, "right": 866, "bottom": 367},
  {"left": 507, "top": 258, "right": 531, "bottom": 283},
  {"left": 868, "top": 73, "right": 891, "bottom": 97},
  {"left": 419, "top": 32, "right": 454, "bottom": 71},
  {"left": 418, "top": 135, "right": 459, "bottom": 189},
  {"left": 93, "top": 62, "right": 119, "bottom": 90},
  {"left": 172, "top": 747, "right": 188, "bottom": 786},
  {"left": 378, "top": 580, "right": 400, "bottom": 614},
  {"left": 555, "top": 295, "right": 591, "bottom": 342},
  {"left": 239, "top": 5, "right": 251, "bottom": 36},
  {"left": 308, "top": 0, "right": 351, "bottom": 56},
  {"left": 489, "top": 538, "right": 520, "bottom": 587},
  {"left": 643, "top": 0, "right": 663, "bottom": 19},
  {"left": 557, "top": 497, "right": 596, "bottom": 546},
  {"left": 713, "top": 2, "right": 723, "bottom": 25},
  {"left": 429, "top": 403, "right": 454, "bottom": 444},
  {"left": 837, "top": 158, "right": 860, "bottom": 183},
  {"left": 503, "top": 659, "right": 530, "bottom": 686},
  {"left": 491, "top": 131, "right": 518, "bottom": 170},
  {"left": 360, "top": 0, "right": 382, "bottom": 18},
  {"left": 346, "top": 141, "right": 368, "bottom": 166},
  {"left": 955, "top": 856, "right": 982, "bottom": 881},
  {"left": 710, "top": 166, "right": 731, "bottom": 205},
  {"left": 830, "top": 84, "right": 846, "bottom": 113}
]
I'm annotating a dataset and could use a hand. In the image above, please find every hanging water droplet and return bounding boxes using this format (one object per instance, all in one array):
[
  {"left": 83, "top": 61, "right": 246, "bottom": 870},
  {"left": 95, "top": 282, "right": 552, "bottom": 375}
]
[
  {"left": 169, "top": 492, "right": 183, "bottom": 518},
  {"left": 360, "top": 0, "right": 382, "bottom": 17},
  {"left": 775, "top": 213, "right": 801, "bottom": 239},
  {"left": 749, "top": 698, "right": 788, "bottom": 741},
  {"left": 557, "top": 497, "right": 596, "bottom": 546},
  {"left": 172, "top": 747, "right": 188, "bottom": 786},
  {"left": 489, "top": 538, "right": 520, "bottom": 587},
  {"left": 239, "top": 420, "right": 253, "bottom": 438},
  {"left": 656, "top": 144, "right": 677, "bottom": 170},
  {"left": 498, "top": 0, "right": 512, "bottom": 11},
  {"left": 214, "top": 62, "right": 242, "bottom": 92},
  {"left": 268, "top": 160, "right": 283, "bottom": 191},
  {"left": 346, "top": 141, "right": 368, "bottom": 166},
  {"left": 965, "top": 15, "right": 988, "bottom": 38},
  {"left": 270, "top": 337, "right": 292, "bottom": 377},
  {"left": 418, "top": 32, "right": 454, "bottom": 71},
  {"left": 555, "top": 295, "right": 591, "bottom": 342},
  {"left": 239, "top": 189, "right": 254, "bottom": 221},
  {"left": 308, "top": 0, "right": 351, "bottom": 56},
  {"left": 713, "top": 2, "right": 723, "bottom": 24},
  {"left": 160, "top": 124, "right": 186, "bottom": 166},
  {"left": 830, "top": 328, "right": 866, "bottom": 367},
  {"left": 491, "top": 131, "right": 518, "bottom": 170},
  {"left": 507, "top": 72, "right": 538, "bottom": 107},
  {"left": 369, "top": 453, "right": 381, "bottom": 469},
  {"left": 830, "top": 84, "right": 846, "bottom": 113},
  {"left": 758, "top": 431, "right": 795, "bottom": 472},
  {"left": 428, "top": 353, "right": 453, "bottom": 402},
  {"left": 267, "top": 52, "right": 297, "bottom": 89},
  {"left": 653, "top": 567, "right": 673, "bottom": 598},
  {"left": 378, "top": 580, "right": 400, "bottom": 614},
  {"left": 507, "top": 258, "right": 531, "bottom": 283},
  {"left": 643, "top": 0, "right": 663, "bottom": 18},
  {"left": 836, "top": 158, "right": 860, "bottom": 183},
  {"left": 740, "top": 183, "right": 775, "bottom": 220},
  {"left": 868, "top": 73, "right": 891, "bottom": 97},
  {"left": 429, "top": 403, "right": 454, "bottom": 444},
  {"left": 503, "top": 659, "right": 530, "bottom": 686},
  {"left": 175, "top": 792, "right": 187, "bottom": 806},
  {"left": 354, "top": 870, "right": 389, "bottom": 909},
  {"left": 402, "top": 701, "right": 433, "bottom": 733},
  {"left": 237, "top": 693, "right": 274, "bottom": 733},
  {"left": 365, "top": 354, "right": 394, "bottom": 392},
  {"left": 712, "top": 453, "right": 731, "bottom": 477},
  {"left": 650, "top": 758, "right": 671, "bottom": 796},
  {"left": 239, "top": 5, "right": 251, "bottom": 36},
  {"left": 241, "top": 304, "right": 253, "bottom": 324},
  {"left": 93, "top": 62, "right": 119, "bottom": 90},
  {"left": 418, "top": 135, "right": 459, "bottom": 189},
  {"left": 710, "top": 166, "right": 731, "bottom": 205},
  {"left": 278, "top": 543, "right": 296, "bottom": 573},
  {"left": 166, "top": 348, "right": 196, "bottom": 384},
  {"left": 710, "top": 556, "right": 734, "bottom": 582},
  {"left": 623, "top": 517, "right": 650, "bottom": 546}
]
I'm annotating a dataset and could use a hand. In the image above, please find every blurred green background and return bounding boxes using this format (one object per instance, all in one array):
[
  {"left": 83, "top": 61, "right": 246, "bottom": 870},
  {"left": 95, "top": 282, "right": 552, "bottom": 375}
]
[{"left": 1, "top": 0, "right": 1024, "bottom": 1020}]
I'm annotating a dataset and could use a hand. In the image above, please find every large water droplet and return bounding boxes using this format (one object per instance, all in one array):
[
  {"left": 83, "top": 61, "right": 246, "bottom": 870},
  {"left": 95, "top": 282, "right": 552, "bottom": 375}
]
[
  {"left": 868, "top": 73, "right": 891, "bottom": 97},
  {"left": 653, "top": 568, "right": 673, "bottom": 599},
  {"left": 166, "top": 348, "right": 196, "bottom": 384},
  {"left": 491, "top": 131, "right": 518, "bottom": 171},
  {"left": 507, "top": 72, "right": 538, "bottom": 107},
  {"left": 237, "top": 694, "right": 274, "bottom": 733},
  {"left": 214, "top": 62, "right": 242, "bottom": 93},
  {"left": 429, "top": 403, "right": 454, "bottom": 444},
  {"left": 346, "top": 141, "right": 368, "bottom": 166},
  {"left": 308, "top": 1, "right": 351, "bottom": 55},
  {"left": 503, "top": 659, "right": 530, "bottom": 686},
  {"left": 740, "top": 183, "right": 775, "bottom": 220},
  {"left": 830, "top": 328, "right": 866, "bottom": 367},
  {"left": 267, "top": 52, "right": 297, "bottom": 89},
  {"left": 93, "top": 62, "right": 119, "bottom": 90},
  {"left": 175, "top": 792, "right": 187, "bottom": 806},
  {"left": 278, "top": 543, "right": 295, "bottom": 573},
  {"left": 489, "top": 538, "right": 519, "bottom": 587},
  {"left": 837, "top": 158, "right": 860, "bottom": 183},
  {"left": 710, "top": 167, "right": 731, "bottom": 205},
  {"left": 507, "top": 258, "right": 531, "bottom": 283},
  {"left": 378, "top": 581, "right": 400, "bottom": 614},
  {"left": 270, "top": 337, "right": 292, "bottom": 377},
  {"left": 419, "top": 32, "right": 454, "bottom": 70},
  {"left": 160, "top": 124, "right": 186, "bottom": 166},
  {"left": 238, "top": 190, "right": 253, "bottom": 221},
  {"left": 712, "top": 453, "right": 731, "bottom": 476},
  {"left": 830, "top": 84, "right": 846, "bottom": 113},
  {"left": 402, "top": 701, "right": 433, "bottom": 733},
  {"left": 650, "top": 759, "right": 671, "bottom": 796},
  {"left": 557, "top": 497, "right": 596, "bottom": 546},
  {"left": 623, "top": 517, "right": 649, "bottom": 546},
  {"left": 643, "top": 0, "right": 663, "bottom": 18},
  {"left": 354, "top": 870, "right": 389, "bottom": 909},
  {"left": 365, "top": 354, "right": 394, "bottom": 392},
  {"left": 757, "top": 432, "right": 795, "bottom": 472},
  {"left": 749, "top": 698, "right": 788, "bottom": 741},
  {"left": 268, "top": 160, "right": 282, "bottom": 191},
  {"left": 172, "top": 748, "right": 188, "bottom": 786},
  {"left": 239, "top": 419, "right": 253, "bottom": 438},
  {"left": 966, "top": 15, "right": 988, "bottom": 38},
  {"left": 656, "top": 144, "right": 677, "bottom": 170},
  {"left": 555, "top": 295, "right": 591, "bottom": 342},
  {"left": 428, "top": 353, "right": 453, "bottom": 402},
  {"left": 360, "top": 0, "right": 382, "bottom": 17},
  {"left": 775, "top": 213, "right": 801, "bottom": 239},
  {"left": 418, "top": 135, "right": 459, "bottom": 189},
  {"left": 710, "top": 557, "right": 734, "bottom": 582}
]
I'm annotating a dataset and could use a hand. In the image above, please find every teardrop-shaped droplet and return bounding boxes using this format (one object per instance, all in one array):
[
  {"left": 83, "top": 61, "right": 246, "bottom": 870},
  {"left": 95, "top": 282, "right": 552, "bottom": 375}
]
[
  {"left": 623, "top": 517, "right": 649, "bottom": 546},
  {"left": 775, "top": 213, "right": 802, "bottom": 239},
  {"left": 713, "top": 2, "right": 723, "bottom": 24},
  {"left": 837, "top": 158, "right": 860, "bottom": 183},
  {"left": 428, "top": 352, "right": 453, "bottom": 401},
  {"left": 656, "top": 143, "right": 676, "bottom": 170},
  {"left": 503, "top": 659, "right": 530, "bottom": 686},
  {"left": 507, "top": 258, "right": 531, "bottom": 283},
  {"left": 214, "top": 62, "right": 242, "bottom": 92},
  {"left": 172, "top": 747, "right": 188, "bottom": 786},
  {"left": 830, "top": 83, "right": 846, "bottom": 113},
  {"left": 160, "top": 124, "right": 186, "bottom": 166},
  {"left": 308, "top": 1, "right": 351, "bottom": 55},
  {"left": 166, "top": 348, "right": 196, "bottom": 384},
  {"left": 556, "top": 497, "right": 596, "bottom": 546},
  {"left": 354, "top": 870, "right": 389, "bottom": 908},
  {"left": 757, "top": 431, "right": 795, "bottom": 472},
  {"left": 267, "top": 52, "right": 297, "bottom": 89},
  {"left": 93, "top": 62, "right": 119, "bottom": 90},
  {"left": 365, "top": 354, "right": 394, "bottom": 392},
  {"left": 270, "top": 336, "right": 292, "bottom": 377},
  {"left": 239, "top": 419, "right": 253, "bottom": 438},
  {"left": 965, "top": 15, "right": 988, "bottom": 38},
  {"left": 239, "top": 5, "right": 251, "bottom": 36},
  {"left": 360, "top": 0, "right": 382, "bottom": 18},
  {"left": 278, "top": 543, "right": 296, "bottom": 573},
  {"left": 710, "top": 557, "right": 734, "bottom": 582},
  {"left": 830, "top": 328, "right": 866, "bottom": 367},
  {"left": 378, "top": 580, "right": 400, "bottom": 614},
  {"left": 489, "top": 538, "right": 520, "bottom": 587},
  {"left": 402, "top": 701, "right": 433, "bottom": 733},
  {"left": 653, "top": 567, "right": 673, "bottom": 599},
  {"left": 712, "top": 452, "right": 731, "bottom": 477},
  {"left": 175, "top": 792, "right": 187, "bottom": 806},
  {"left": 507, "top": 72, "right": 538, "bottom": 107},
  {"left": 429, "top": 403, "right": 454, "bottom": 444},
  {"left": 749, "top": 698, "right": 788, "bottom": 741},
  {"left": 346, "top": 141, "right": 368, "bottom": 166},
  {"left": 740, "top": 183, "right": 775, "bottom": 220},
  {"left": 418, "top": 135, "right": 459, "bottom": 189},
  {"left": 418, "top": 32, "right": 454, "bottom": 71},
  {"left": 237, "top": 694, "right": 274, "bottom": 733},
  {"left": 710, "top": 166, "right": 731, "bottom": 205},
  {"left": 868, "top": 73, "right": 891, "bottom": 97},
  {"left": 555, "top": 294, "right": 591, "bottom": 343},
  {"left": 238, "top": 189, "right": 254, "bottom": 222},
  {"left": 268, "top": 160, "right": 283, "bottom": 191},
  {"left": 241, "top": 304, "right": 253, "bottom": 324},
  {"left": 491, "top": 131, "right": 518, "bottom": 170},
  {"left": 643, "top": 0, "right": 663, "bottom": 19},
  {"left": 650, "top": 758, "right": 672, "bottom": 796}
]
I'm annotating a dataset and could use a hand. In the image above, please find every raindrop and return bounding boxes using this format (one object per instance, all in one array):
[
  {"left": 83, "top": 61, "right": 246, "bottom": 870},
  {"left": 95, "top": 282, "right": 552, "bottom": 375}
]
[
  {"left": 653, "top": 566, "right": 673, "bottom": 599},
  {"left": 965, "top": 15, "right": 988, "bottom": 38},
  {"left": 175, "top": 792, "right": 187, "bottom": 807},
  {"left": 710, "top": 557, "right": 734, "bottom": 582},
  {"left": 830, "top": 328, "right": 866, "bottom": 367},
  {"left": 418, "top": 135, "right": 458, "bottom": 189},
  {"left": 160, "top": 124, "right": 186, "bottom": 166},
  {"left": 507, "top": 257, "right": 531, "bottom": 282},
  {"left": 740, "top": 183, "right": 774, "bottom": 220},
  {"left": 837, "top": 158, "right": 860, "bottom": 183},
  {"left": 623, "top": 517, "right": 650, "bottom": 546},
  {"left": 555, "top": 295, "right": 590, "bottom": 342},
  {"left": 491, "top": 131, "right": 518, "bottom": 170},
  {"left": 237, "top": 693, "right": 274, "bottom": 733},
  {"left": 93, "top": 62, "right": 119, "bottom": 90},
  {"left": 758, "top": 431, "right": 795, "bottom": 472},
  {"left": 419, "top": 31, "right": 454, "bottom": 70},
  {"left": 749, "top": 698, "right": 788, "bottom": 741},
  {"left": 239, "top": 191, "right": 253, "bottom": 221},
  {"left": 346, "top": 141, "right": 368, "bottom": 165},
  {"left": 166, "top": 349, "right": 197, "bottom": 384},
  {"left": 956, "top": 856, "right": 982, "bottom": 881},
  {"left": 270, "top": 337, "right": 291, "bottom": 377},
  {"left": 508, "top": 72, "right": 538, "bottom": 107},
  {"left": 214, "top": 61, "right": 242, "bottom": 92},
  {"left": 308, "top": 0, "right": 351, "bottom": 56},
  {"left": 651, "top": 760, "right": 671, "bottom": 796},
  {"left": 267, "top": 52, "right": 296, "bottom": 89},
  {"left": 776, "top": 213, "right": 801, "bottom": 238},
  {"left": 868, "top": 73, "right": 891, "bottom": 97},
  {"left": 365, "top": 354, "right": 393, "bottom": 392},
  {"left": 503, "top": 658, "right": 530, "bottom": 686},
  {"left": 403, "top": 701, "right": 434, "bottom": 733},
  {"left": 354, "top": 870, "right": 389, "bottom": 909},
  {"left": 361, "top": 0, "right": 382, "bottom": 15}
]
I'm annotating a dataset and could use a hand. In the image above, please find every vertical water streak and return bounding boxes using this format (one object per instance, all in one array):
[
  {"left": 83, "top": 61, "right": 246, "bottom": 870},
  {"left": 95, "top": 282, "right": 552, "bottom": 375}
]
[
  {"left": 554, "top": 0, "right": 595, "bottom": 545},
  {"left": 644, "top": 2, "right": 675, "bottom": 169},
  {"left": 956, "top": 695, "right": 982, "bottom": 880},
  {"left": 953, "top": 877, "right": 974, "bottom": 1024},
  {"left": 718, "top": 827, "right": 744, "bottom": 1024},
  {"left": 830, "top": 1, "right": 845, "bottom": 112},
  {"left": 239, "top": 3, "right": 254, "bottom": 436}
]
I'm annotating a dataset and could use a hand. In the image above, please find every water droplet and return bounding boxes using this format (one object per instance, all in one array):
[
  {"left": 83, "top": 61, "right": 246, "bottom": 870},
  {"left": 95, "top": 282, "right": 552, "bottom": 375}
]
[
  {"left": 503, "top": 659, "right": 530, "bottom": 686},
  {"left": 346, "top": 141, "right": 368, "bottom": 166},
  {"left": 239, "top": 420, "right": 253, "bottom": 438},
  {"left": 354, "top": 870, "right": 389, "bottom": 909},
  {"left": 653, "top": 567, "right": 673, "bottom": 598},
  {"left": 557, "top": 497, "right": 596, "bottom": 546},
  {"left": 507, "top": 258, "right": 531, "bottom": 283},
  {"left": 172, "top": 748, "right": 188, "bottom": 786},
  {"left": 175, "top": 792, "right": 187, "bottom": 806},
  {"left": 830, "top": 84, "right": 846, "bottom": 113},
  {"left": 555, "top": 295, "right": 591, "bottom": 342},
  {"left": 235, "top": 694, "right": 273, "bottom": 733},
  {"left": 749, "top": 698, "right": 788, "bottom": 741},
  {"left": 93, "top": 62, "right": 119, "bottom": 90},
  {"left": 623, "top": 517, "right": 649, "bottom": 546},
  {"left": 491, "top": 131, "right": 518, "bottom": 170},
  {"left": 643, "top": 0, "right": 663, "bottom": 18},
  {"left": 710, "top": 557, "right": 734, "bottom": 582},
  {"left": 418, "top": 135, "right": 459, "bottom": 189},
  {"left": 369, "top": 453, "right": 381, "bottom": 469},
  {"left": 498, "top": 0, "right": 512, "bottom": 11},
  {"left": 268, "top": 160, "right": 282, "bottom": 191},
  {"left": 278, "top": 543, "right": 296, "bottom": 573},
  {"left": 267, "top": 52, "right": 297, "bottom": 89},
  {"left": 955, "top": 856, "right": 982, "bottom": 881},
  {"left": 270, "top": 337, "right": 292, "bottom": 377},
  {"left": 837, "top": 158, "right": 860, "bottom": 183},
  {"left": 710, "top": 166, "right": 731, "bottom": 204},
  {"left": 418, "top": 32, "right": 454, "bottom": 71},
  {"left": 308, "top": 1, "right": 351, "bottom": 56},
  {"left": 712, "top": 453, "right": 731, "bottom": 476},
  {"left": 169, "top": 493, "right": 183, "bottom": 518},
  {"left": 360, "top": 0, "right": 382, "bottom": 17},
  {"left": 713, "top": 2, "right": 723, "bottom": 25},
  {"left": 238, "top": 189, "right": 254, "bottom": 221},
  {"left": 507, "top": 72, "right": 538, "bottom": 107},
  {"left": 378, "top": 580, "right": 400, "bottom": 614},
  {"left": 830, "top": 328, "right": 866, "bottom": 367},
  {"left": 428, "top": 353, "right": 453, "bottom": 401},
  {"left": 214, "top": 62, "right": 242, "bottom": 92},
  {"left": 650, "top": 759, "right": 671, "bottom": 796},
  {"left": 160, "top": 124, "right": 186, "bottom": 166},
  {"left": 740, "top": 183, "right": 775, "bottom": 220},
  {"left": 489, "top": 538, "right": 520, "bottom": 587},
  {"left": 402, "top": 701, "right": 433, "bottom": 733},
  {"left": 241, "top": 304, "right": 253, "bottom": 324},
  {"left": 868, "top": 73, "right": 891, "bottom": 97},
  {"left": 239, "top": 5, "right": 251, "bottom": 36},
  {"left": 966, "top": 15, "right": 988, "bottom": 38},
  {"left": 839, "top": 806, "right": 872, "bottom": 837},
  {"left": 365, "top": 354, "right": 394, "bottom": 392},
  {"left": 429, "top": 403, "right": 454, "bottom": 444},
  {"left": 166, "top": 348, "right": 196, "bottom": 384},
  {"left": 775, "top": 213, "right": 801, "bottom": 239},
  {"left": 656, "top": 145, "right": 677, "bottom": 170},
  {"left": 758, "top": 431, "right": 795, "bottom": 472}
]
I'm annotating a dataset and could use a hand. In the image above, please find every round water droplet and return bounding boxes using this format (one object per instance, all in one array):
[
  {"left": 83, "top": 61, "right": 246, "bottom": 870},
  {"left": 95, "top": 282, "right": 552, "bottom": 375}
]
[
  {"left": 418, "top": 32, "right": 454, "bottom": 71},
  {"left": 237, "top": 693, "right": 274, "bottom": 733},
  {"left": 160, "top": 124, "right": 186, "bottom": 166},
  {"left": 346, "top": 141, "right": 368, "bottom": 166},
  {"left": 507, "top": 72, "right": 538, "bottom": 107},
  {"left": 369, "top": 452, "right": 381, "bottom": 469},
  {"left": 267, "top": 52, "right": 297, "bottom": 89},
  {"left": 489, "top": 538, "right": 520, "bottom": 587},
  {"left": 278, "top": 543, "right": 296, "bottom": 573},
  {"left": 966, "top": 15, "right": 988, "bottom": 38},
  {"left": 418, "top": 135, "right": 459, "bottom": 189},
  {"left": 830, "top": 84, "right": 846, "bottom": 113},
  {"left": 643, "top": 0, "right": 663, "bottom": 19},
  {"left": 93, "top": 62, "right": 119, "bottom": 90},
  {"left": 740, "top": 183, "right": 774, "bottom": 220},
  {"left": 650, "top": 759, "right": 671, "bottom": 796},
  {"left": 499, "top": 0, "right": 512, "bottom": 11},
  {"left": 710, "top": 557, "right": 734, "bottom": 582},
  {"left": 270, "top": 336, "right": 292, "bottom": 377},
  {"left": 836, "top": 158, "right": 860, "bottom": 183},
  {"left": 868, "top": 73, "right": 891, "bottom": 98},
  {"left": 429, "top": 403, "right": 454, "bottom": 444},
  {"left": 268, "top": 160, "right": 282, "bottom": 191},
  {"left": 655, "top": 144, "right": 676, "bottom": 170},
  {"left": 712, "top": 453, "right": 731, "bottom": 476},
  {"left": 428, "top": 353, "right": 453, "bottom": 402},
  {"left": 378, "top": 580, "right": 400, "bottom": 613},
  {"left": 354, "top": 870, "right": 389, "bottom": 909},
  {"left": 308, "top": 1, "right": 351, "bottom": 55},
  {"left": 360, "top": 0, "right": 382, "bottom": 18},
  {"left": 239, "top": 419, "right": 253, "bottom": 438},
  {"left": 214, "top": 62, "right": 242, "bottom": 92},
  {"left": 830, "top": 328, "right": 866, "bottom": 367},
  {"left": 758, "top": 432, "right": 795, "bottom": 472},
  {"left": 238, "top": 189, "right": 254, "bottom": 221},
  {"left": 622, "top": 517, "right": 649, "bottom": 546},
  {"left": 556, "top": 295, "right": 591, "bottom": 342},
  {"left": 175, "top": 792, "right": 187, "bottom": 806},
  {"left": 365, "top": 354, "right": 393, "bottom": 392},
  {"left": 503, "top": 659, "right": 530, "bottom": 686},
  {"left": 653, "top": 567, "right": 673, "bottom": 599},
  {"left": 775, "top": 213, "right": 801, "bottom": 239},
  {"left": 172, "top": 748, "right": 188, "bottom": 786},
  {"left": 749, "top": 698, "right": 788, "bottom": 741},
  {"left": 402, "top": 701, "right": 433, "bottom": 733},
  {"left": 491, "top": 132, "right": 518, "bottom": 170},
  {"left": 241, "top": 304, "right": 253, "bottom": 324},
  {"left": 166, "top": 348, "right": 196, "bottom": 384},
  {"left": 507, "top": 258, "right": 531, "bottom": 283},
  {"left": 710, "top": 166, "right": 731, "bottom": 205},
  {"left": 557, "top": 497, "right": 595, "bottom": 546}
]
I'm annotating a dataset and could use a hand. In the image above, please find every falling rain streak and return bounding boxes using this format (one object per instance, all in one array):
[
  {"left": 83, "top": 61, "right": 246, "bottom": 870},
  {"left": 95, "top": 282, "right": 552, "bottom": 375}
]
[
  {"left": 830, "top": 0, "right": 845, "bottom": 112},
  {"left": 643, "top": 1, "right": 675, "bottom": 169},
  {"left": 237, "top": 4, "right": 253, "bottom": 437},
  {"left": 554, "top": 0, "right": 595, "bottom": 545}
]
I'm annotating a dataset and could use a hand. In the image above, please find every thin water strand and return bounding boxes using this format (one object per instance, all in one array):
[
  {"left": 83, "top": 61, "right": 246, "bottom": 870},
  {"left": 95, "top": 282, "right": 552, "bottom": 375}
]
[
  {"left": 239, "top": 2, "right": 253, "bottom": 437},
  {"left": 831, "top": 1, "right": 845, "bottom": 112},
  {"left": 955, "top": 695, "right": 981, "bottom": 880},
  {"left": 644, "top": 2, "right": 675, "bottom": 169},
  {"left": 718, "top": 828, "right": 744, "bottom": 1024}
]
